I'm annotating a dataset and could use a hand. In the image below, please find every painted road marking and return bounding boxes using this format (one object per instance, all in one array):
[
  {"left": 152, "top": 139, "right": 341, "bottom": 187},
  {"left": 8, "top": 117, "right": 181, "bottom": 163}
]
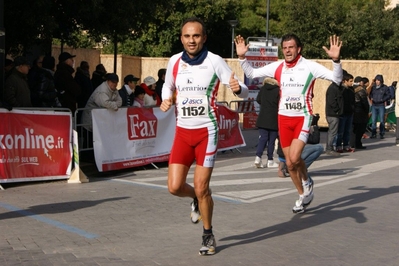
[{"left": 111, "top": 160, "right": 399, "bottom": 203}]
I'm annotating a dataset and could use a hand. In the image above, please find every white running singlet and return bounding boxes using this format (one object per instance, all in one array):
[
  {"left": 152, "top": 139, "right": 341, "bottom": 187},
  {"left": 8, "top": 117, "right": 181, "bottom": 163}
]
[
  {"left": 162, "top": 51, "right": 248, "bottom": 130},
  {"left": 239, "top": 56, "right": 342, "bottom": 118}
]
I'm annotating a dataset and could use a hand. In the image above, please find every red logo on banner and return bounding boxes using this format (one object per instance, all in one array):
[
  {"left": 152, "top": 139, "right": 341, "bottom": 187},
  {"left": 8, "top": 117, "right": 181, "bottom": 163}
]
[{"left": 126, "top": 108, "right": 158, "bottom": 140}]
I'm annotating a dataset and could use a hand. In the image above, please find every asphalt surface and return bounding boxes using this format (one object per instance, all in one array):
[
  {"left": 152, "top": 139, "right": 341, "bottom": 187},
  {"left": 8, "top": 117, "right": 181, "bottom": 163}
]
[{"left": 1, "top": 127, "right": 399, "bottom": 265}]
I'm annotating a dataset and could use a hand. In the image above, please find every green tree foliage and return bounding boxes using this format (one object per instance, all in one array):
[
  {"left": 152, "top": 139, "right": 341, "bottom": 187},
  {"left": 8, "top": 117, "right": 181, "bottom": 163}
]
[
  {"left": 4, "top": 0, "right": 399, "bottom": 60},
  {"left": 104, "top": 0, "right": 242, "bottom": 58}
]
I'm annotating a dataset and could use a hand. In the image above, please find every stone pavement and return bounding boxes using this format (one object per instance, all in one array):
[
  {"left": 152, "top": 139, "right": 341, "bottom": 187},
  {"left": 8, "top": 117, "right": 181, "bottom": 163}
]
[{"left": 1, "top": 128, "right": 399, "bottom": 265}]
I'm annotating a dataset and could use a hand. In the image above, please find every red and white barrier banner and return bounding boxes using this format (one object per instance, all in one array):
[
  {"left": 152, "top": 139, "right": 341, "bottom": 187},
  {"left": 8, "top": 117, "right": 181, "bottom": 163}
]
[
  {"left": 243, "top": 42, "right": 279, "bottom": 129},
  {"left": 0, "top": 109, "right": 72, "bottom": 182},
  {"left": 92, "top": 107, "right": 176, "bottom": 172},
  {"left": 92, "top": 105, "right": 246, "bottom": 171},
  {"left": 217, "top": 105, "right": 246, "bottom": 151}
]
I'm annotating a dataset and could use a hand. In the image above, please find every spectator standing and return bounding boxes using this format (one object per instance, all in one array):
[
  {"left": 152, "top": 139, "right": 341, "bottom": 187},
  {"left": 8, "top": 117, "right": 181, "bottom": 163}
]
[
  {"left": 91, "top": 63, "right": 107, "bottom": 89},
  {"left": 350, "top": 76, "right": 370, "bottom": 149},
  {"left": 336, "top": 72, "right": 355, "bottom": 153},
  {"left": 54, "top": 52, "right": 81, "bottom": 115},
  {"left": 75, "top": 61, "right": 94, "bottom": 115},
  {"left": 254, "top": 77, "right": 279, "bottom": 168},
  {"left": 132, "top": 86, "right": 145, "bottom": 107},
  {"left": 325, "top": 74, "right": 344, "bottom": 155},
  {"left": 27, "top": 55, "right": 45, "bottom": 106},
  {"left": 155, "top": 68, "right": 166, "bottom": 102},
  {"left": 4, "top": 58, "right": 14, "bottom": 80},
  {"left": 119, "top": 74, "right": 140, "bottom": 107},
  {"left": 369, "top": 74, "right": 390, "bottom": 139},
  {"left": 32, "top": 55, "right": 61, "bottom": 107},
  {"left": 142, "top": 76, "right": 161, "bottom": 106},
  {"left": 3, "top": 56, "right": 32, "bottom": 107}
]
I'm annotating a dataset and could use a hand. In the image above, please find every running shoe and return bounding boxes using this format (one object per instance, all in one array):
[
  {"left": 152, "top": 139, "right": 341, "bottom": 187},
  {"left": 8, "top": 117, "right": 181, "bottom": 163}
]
[
  {"left": 190, "top": 197, "right": 201, "bottom": 224},
  {"left": 292, "top": 195, "right": 306, "bottom": 214},
  {"left": 199, "top": 234, "right": 216, "bottom": 255},
  {"left": 267, "top": 160, "right": 279, "bottom": 168},
  {"left": 254, "top": 156, "right": 265, "bottom": 168},
  {"left": 302, "top": 176, "right": 314, "bottom": 206}
]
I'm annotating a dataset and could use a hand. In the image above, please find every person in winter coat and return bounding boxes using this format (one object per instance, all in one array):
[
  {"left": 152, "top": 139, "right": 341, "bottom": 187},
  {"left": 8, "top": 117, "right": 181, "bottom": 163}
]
[
  {"left": 3, "top": 56, "right": 32, "bottom": 107},
  {"left": 91, "top": 64, "right": 107, "bottom": 90},
  {"left": 141, "top": 76, "right": 161, "bottom": 106},
  {"left": 350, "top": 76, "right": 370, "bottom": 149},
  {"left": 81, "top": 73, "right": 122, "bottom": 132},
  {"left": 54, "top": 52, "right": 81, "bottom": 115},
  {"left": 369, "top": 74, "right": 390, "bottom": 139},
  {"left": 253, "top": 77, "right": 280, "bottom": 168}
]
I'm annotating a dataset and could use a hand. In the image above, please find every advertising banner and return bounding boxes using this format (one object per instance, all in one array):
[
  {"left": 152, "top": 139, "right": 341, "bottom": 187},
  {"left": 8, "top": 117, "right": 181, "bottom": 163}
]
[
  {"left": 243, "top": 40, "right": 279, "bottom": 128},
  {"left": 217, "top": 104, "right": 246, "bottom": 151},
  {"left": 92, "top": 105, "right": 246, "bottom": 171},
  {"left": 92, "top": 107, "right": 176, "bottom": 172},
  {"left": 0, "top": 109, "right": 72, "bottom": 182}
]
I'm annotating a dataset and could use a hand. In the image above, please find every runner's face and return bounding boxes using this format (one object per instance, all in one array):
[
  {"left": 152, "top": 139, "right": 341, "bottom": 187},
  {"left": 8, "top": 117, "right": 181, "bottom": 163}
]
[
  {"left": 181, "top": 22, "right": 207, "bottom": 58},
  {"left": 282, "top": 39, "right": 301, "bottom": 62}
]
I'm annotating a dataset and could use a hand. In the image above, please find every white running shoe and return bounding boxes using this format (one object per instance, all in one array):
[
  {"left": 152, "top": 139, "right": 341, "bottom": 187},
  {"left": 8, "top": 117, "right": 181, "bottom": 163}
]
[
  {"left": 190, "top": 198, "right": 201, "bottom": 224},
  {"left": 267, "top": 160, "right": 279, "bottom": 168},
  {"left": 254, "top": 156, "right": 265, "bottom": 168},
  {"left": 292, "top": 195, "right": 306, "bottom": 213},
  {"left": 302, "top": 176, "right": 314, "bottom": 206}
]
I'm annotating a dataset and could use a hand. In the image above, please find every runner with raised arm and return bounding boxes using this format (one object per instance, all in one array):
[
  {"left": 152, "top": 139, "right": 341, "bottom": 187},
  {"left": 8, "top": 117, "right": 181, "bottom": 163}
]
[{"left": 235, "top": 34, "right": 342, "bottom": 213}]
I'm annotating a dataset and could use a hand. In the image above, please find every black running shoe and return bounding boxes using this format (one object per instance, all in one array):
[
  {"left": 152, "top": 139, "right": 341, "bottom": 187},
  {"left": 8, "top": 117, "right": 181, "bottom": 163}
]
[{"left": 199, "top": 234, "right": 216, "bottom": 255}]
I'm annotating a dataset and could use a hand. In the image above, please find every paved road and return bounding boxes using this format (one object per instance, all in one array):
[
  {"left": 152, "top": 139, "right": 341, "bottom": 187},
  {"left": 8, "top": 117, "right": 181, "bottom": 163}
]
[{"left": 1, "top": 128, "right": 398, "bottom": 265}]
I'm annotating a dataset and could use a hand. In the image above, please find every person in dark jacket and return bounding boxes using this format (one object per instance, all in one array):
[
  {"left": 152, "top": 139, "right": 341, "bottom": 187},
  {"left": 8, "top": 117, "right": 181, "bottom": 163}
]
[
  {"left": 54, "top": 52, "right": 81, "bottom": 115},
  {"left": 75, "top": 61, "right": 93, "bottom": 109},
  {"left": 91, "top": 63, "right": 107, "bottom": 90},
  {"left": 30, "top": 55, "right": 61, "bottom": 107},
  {"left": 155, "top": 68, "right": 166, "bottom": 102},
  {"left": 350, "top": 76, "right": 370, "bottom": 149},
  {"left": 336, "top": 72, "right": 355, "bottom": 152},
  {"left": 3, "top": 56, "right": 32, "bottom": 107},
  {"left": 119, "top": 74, "right": 140, "bottom": 106},
  {"left": 369, "top": 74, "right": 390, "bottom": 139},
  {"left": 325, "top": 73, "right": 344, "bottom": 155},
  {"left": 254, "top": 77, "right": 280, "bottom": 168}
]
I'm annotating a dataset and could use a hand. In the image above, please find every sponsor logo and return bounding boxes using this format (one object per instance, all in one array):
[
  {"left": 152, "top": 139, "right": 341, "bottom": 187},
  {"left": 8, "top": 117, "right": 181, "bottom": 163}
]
[
  {"left": 182, "top": 98, "right": 203, "bottom": 105},
  {"left": 0, "top": 128, "right": 64, "bottom": 150},
  {"left": 127, "top": 108, "right": 158, "bottom": 140},
  {"left": 285, "top": 96, "right": 302, "bottom": 102}
]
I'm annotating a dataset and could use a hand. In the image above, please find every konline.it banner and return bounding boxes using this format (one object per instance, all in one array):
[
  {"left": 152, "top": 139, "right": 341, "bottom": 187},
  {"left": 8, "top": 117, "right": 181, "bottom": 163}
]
[{"left": 0, "top": 109, "right": 72, "bottom": 182}]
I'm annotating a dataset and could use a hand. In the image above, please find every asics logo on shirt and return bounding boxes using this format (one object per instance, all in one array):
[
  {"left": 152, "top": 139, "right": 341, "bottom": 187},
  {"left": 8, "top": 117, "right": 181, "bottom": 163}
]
[{"left": 182, "top": 98, "right": 203, "bottom": 105}]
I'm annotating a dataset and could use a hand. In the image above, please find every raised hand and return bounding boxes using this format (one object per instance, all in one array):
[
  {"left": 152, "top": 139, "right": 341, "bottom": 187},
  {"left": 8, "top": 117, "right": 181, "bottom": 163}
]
[
  {"left": 322, "top": 35, "right": 342, "bottom": 61},
  {"left": 229, "top": 71, "right": 241, "bottom": 93},
  {"left": 234, "top": 35, "right": 249, "bottom": 59}
]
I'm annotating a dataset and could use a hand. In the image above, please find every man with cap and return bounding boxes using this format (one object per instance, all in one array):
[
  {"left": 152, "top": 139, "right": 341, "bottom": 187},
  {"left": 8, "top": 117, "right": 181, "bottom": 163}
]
[
  {"left": 54, "top": 52, "right": 81, "bottom": 115},
  {"left": 119, "top": 74, "right": 140, "bottom": 106},
  {"left": 141, "top": 76, "right": 160, "bottom": 106},
  {"left": 3, "top": 56, "right": 32, "bottom": 107},
  {"left": 81, "top": 73, "right": 122, "bottom": 132}
]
